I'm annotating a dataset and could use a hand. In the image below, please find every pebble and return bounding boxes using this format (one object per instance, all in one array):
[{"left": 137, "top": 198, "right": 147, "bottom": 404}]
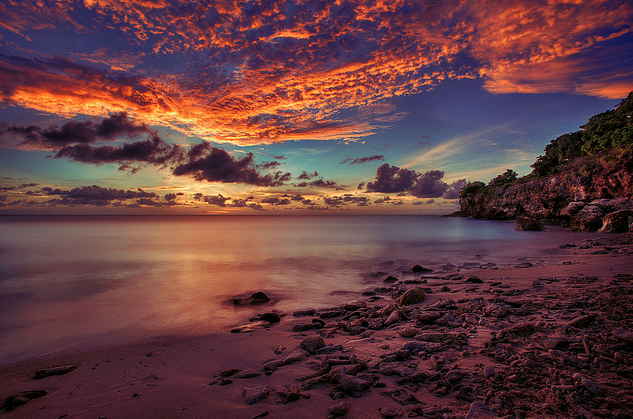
[
  {"left": 243, "top": 386, "right": 269, "bottom": 405},
  {"left": 300, "top": 336, "right": 326, "bottom": 354}
]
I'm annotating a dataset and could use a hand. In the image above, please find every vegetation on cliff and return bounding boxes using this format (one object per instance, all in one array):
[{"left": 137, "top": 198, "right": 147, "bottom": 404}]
[{"left": 457, "top": 91, "right": 633, "bottom": 231}]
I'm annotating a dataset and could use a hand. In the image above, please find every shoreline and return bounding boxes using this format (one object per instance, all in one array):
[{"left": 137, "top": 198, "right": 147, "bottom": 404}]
[{"left": 2, "top": 235, "right": 633, "bottom": 418}]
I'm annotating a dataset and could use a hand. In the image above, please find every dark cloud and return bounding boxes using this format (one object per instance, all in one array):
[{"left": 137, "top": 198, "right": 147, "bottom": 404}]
[
  {"left": 258, "top": 160, "right": 281, "bottom": 169},
  {"left": 366, "top": 163, "right": 466, "bottom": 198},
  {"left": 442, "top": 179, "right": 467, "bottom": 199},
  {"left": 270, "top": 155, "right": 287, "bottom": 160},
  {"left": 295, "top": 178, "right": 345, "bottom": 190},
  {"left": 357, "top": 181, "right": 366, "bottom": 190},
  {"left": 0, "top": 112, "right": 152, "bottom": 148},
  {"left": 261, "top": 197, "right": 280, "bottom": 204},
  {"left": 164, "top": 193, "right": 177, "bottom": 201},
  {"left": 202, "top": 194, "right": 230, "bottom": 206},
  {"left": 41, "top": 185, "right": 157, "bottom": 206},
  {"left": 297, "top": 171, "right": 318, "bottom": 180},
  {"left": 173, "top": 142, "right": 290, "bottom": 186},
  {"left": 3, "top": 113, "right": 292, "bottom": 187},
  {"left": 339, "top": 155, "right": 385, "bottom": 165},
  {"left": 290, "top": 194, "right": 304, "bottom": 201},
  {"left": 55, "top": 136, "right": 180, "bottom": 166}
]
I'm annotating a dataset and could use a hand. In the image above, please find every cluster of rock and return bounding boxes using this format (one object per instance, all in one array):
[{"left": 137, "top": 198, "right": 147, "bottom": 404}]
[
  {"left": 218, "top": 256, "right": 633, "bottom": 418},
  {"left": 454, "top": 155, "right": 633, "bottom": 232}
]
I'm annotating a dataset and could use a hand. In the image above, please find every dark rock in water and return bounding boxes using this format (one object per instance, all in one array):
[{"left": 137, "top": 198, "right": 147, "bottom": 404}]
[
  {"left": 244, "top": 385, "right": 269, "bottom": 405},
  {"left": 412, "top": 265, "right": 432, "bottom": 273},
  {"left": 300, "top": 336, "right": 325, "bottom": 354},
  {"left": 396, "top": 288, "right": 425, "bottom": 305},
  {"left": 0, "top": 390, "right": 47, "bottom": 411},
  {"left": 384, "top": 275, "right": 399, "bottom": 284},
  {"left": 34, "top": 365, "right": 77, "bottom": 379},
  {"left": 344, "top": 300, "right": 366, "bottom": 311},
  {"left": 233, "top": 292, "right": 271, "bottom": 306},
  {"left": 465, "top": 275, "right": 484, "bottom": 284},
  {"left": 292, "top": 309, "right": 316, "bottom": 317},
  {"left": 599, "top": 209, "right": 633, "bottom": 233},
  {"left": 465, "top": 402, "right": 498, "bottom": 418},
  {"left": 258, "top": 312, "right": 281, "bottom": 323},
  {"left": 319, "top": 309, "right": 344, "bottom": 318},
  {"left": 515, "top": 216, "right": 545, "bottom": 231}
]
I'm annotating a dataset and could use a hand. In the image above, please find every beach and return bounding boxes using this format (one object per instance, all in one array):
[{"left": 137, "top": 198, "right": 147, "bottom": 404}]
[{"left": 2, "top": 230, "right": 632, "bottom": 419}]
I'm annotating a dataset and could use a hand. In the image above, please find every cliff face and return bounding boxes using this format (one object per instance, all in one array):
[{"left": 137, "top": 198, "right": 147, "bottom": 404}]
[
  {"left": 456, "top": 151, "right": 633, "bottom": 232},
  {"left": 456, "top": 93, "right": 633, "bottom": 232}
]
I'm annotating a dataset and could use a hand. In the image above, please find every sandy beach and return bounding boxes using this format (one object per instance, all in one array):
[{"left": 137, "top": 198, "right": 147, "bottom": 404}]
[{"left": 2, "top": 234, "right": 633, "bottom": 419}]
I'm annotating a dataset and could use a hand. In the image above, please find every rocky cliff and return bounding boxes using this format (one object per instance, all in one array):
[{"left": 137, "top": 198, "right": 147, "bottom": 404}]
[{"left": 455, "top": 92, "right": 633, "bottom": 232}]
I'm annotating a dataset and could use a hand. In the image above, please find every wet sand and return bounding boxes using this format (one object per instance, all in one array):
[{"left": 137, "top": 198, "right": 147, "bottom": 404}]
[{"left": 2, "top": 235, "right": 633, "bottom": 419}]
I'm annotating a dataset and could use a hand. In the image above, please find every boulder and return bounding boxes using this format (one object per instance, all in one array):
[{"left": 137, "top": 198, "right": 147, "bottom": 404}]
[
  {"left": 515, "top": 216, "right": 545, "bottom": 231},
  {"left": 571, "top": 204, "right": 607, "bottom": 231},
  {"left": 0, "top": 391, "right": 47, "bottom": 411},
  {"left": 599, "top": 209, "right": 633, "bottom": 233},
  {"left": 300, "top": 336, "right": 325, "bottom": 354},
  {"left": 34, "top": 365, "right": 77, "bottom": 379},
  {"left": 412, "top": 265, "right": 432, "bottom": 273},
  {"left": 258, "top": 312, "right": 281, "bottom": 323},
  {"left": 233, "top": 292, "right": 270, "bottom": 306},
  {"left": 395, "top": 288, "right": 426, "bottom": 305},
  {"left": 244, "top": 385, "right": 269, "bottom": 405}
]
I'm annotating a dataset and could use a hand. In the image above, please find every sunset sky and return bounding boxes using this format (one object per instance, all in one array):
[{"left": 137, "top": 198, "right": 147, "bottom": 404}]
[{"left": 1, "top": 0, "right": 632, "bottom": 214}]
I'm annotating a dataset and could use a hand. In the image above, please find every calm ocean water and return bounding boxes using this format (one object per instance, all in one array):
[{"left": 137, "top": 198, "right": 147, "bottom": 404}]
[{"left": 0, "top": 215, "right": 593, "bottom": 364}]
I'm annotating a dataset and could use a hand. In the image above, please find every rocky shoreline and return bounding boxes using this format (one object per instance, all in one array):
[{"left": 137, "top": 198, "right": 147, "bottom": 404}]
[{"left": 2, "top": 236, "right": 633, "bottom": 418}]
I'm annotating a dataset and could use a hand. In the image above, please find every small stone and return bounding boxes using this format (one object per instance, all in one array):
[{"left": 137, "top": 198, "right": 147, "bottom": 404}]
[
  {"left": 380, "top": 407, "right": 399, "bottom": 418},
  {"left": 439, "top": 285, "right": 451, "bottom": 292},
  {"left": 579, "top": 375, "right": 605, "bottom": 396},
  {"left": 263, "top": 359, "right": 285, "bottom": 371},
  {"left": 384, "top": 275, "right": 399, "bottom": 284},
  {"left": 0, "top": 390, "right": 47, "bottom": 411},
  {"left": 395, "top": 288, "right": 426, "bottom": 305},
  {"left": 399, "top": 325, "right": 418, "bottom": 337},
  {"left": 300, "top": 335, "right": 326, "bottom": 354},
  {"left": 329, "top": 401, "right": 347, "bottom": 417},
  {"left": 465, "top": 276, "right": 484, "bottom": 284},
  {"left": 258, "top": 312, "right": 281, "bottom": 323},
  {"left": 567, "top": 314, "right": 595, "bottom": 328},
  {"left": 284, "top": 349, "right": 309, "bottom": 365},
  {"left": 244, "top": 385, "right": 269, "bottom": 405},
  {"left": 344, "top": 300, "right": 366, "bottom": 311},
  {"left": 338, "top": 375, "right": 371, "bottom": 392},
  {"left": 483, "top": 366, "right": 496, "bottom": 378},
  {"left": 293, "top": 309, "right": 316, "bottom": 317},
  {"left": 34, "top": 365, "right": 77, "bottom": 379},
  {"left": 446, "top": 370, "right": 463, "bottom": 382},
  {"left": 233, "top": 292, "right": 270, "bottom": 306},
  {"left": 613, "top": 328, "right": 633, "bottom": 343},
  {"left": 384, "top": 310, "right": 400, "bottom": 326},
  {"left": 465, "top": 402, "right": 498, "bottom": 419}
]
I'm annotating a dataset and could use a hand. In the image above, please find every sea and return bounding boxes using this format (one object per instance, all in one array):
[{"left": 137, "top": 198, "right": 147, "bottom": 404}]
[{"left": 0, "top": 215, "right": 595, "bottom": 365}]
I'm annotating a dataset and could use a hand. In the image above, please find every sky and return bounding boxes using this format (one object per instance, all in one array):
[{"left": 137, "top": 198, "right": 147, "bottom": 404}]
[{"left": 0, "top": 0, "right": 632, "bottom": 215}]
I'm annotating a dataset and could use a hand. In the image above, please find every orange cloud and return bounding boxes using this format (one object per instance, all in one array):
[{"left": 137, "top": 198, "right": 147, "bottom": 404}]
[{"left": 0, "top": 0, "right": 631, "bottom": 145}]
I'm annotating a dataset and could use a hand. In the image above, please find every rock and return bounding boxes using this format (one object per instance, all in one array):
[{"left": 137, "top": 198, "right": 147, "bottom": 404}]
[
  {"left": 300, "top": 336, "right": 325, "bottom": 354},
  {"left": 379, "top": 362, "right": 415, "bottom": 377},
  {"left": 377, "top": 302, "right": 399, "bottom": 316},
  {"left": 395, "top": 288, "right": 426, "bottom": 305},
  {"left": 234, "top": 370, "right": 261, "bottom": 379},
  {"left": 567, "top": 314, "right": 596, "bottom": 328},
  {"left": 403, "top": 341, "right": 441, "bottom": 353},
  {"left": 507, "top": 322, "right": 536, "bottom": 337},
  {"left": 258, "top": 312, "right": 281, "bottom": 323},
  {"left": 465, "top": 275, "right": 484, "bottom": 284},
  {"left": 514, "top": 262, "right": 533, "bottom": 268},
  {"left": 439, "top": 285, "right": 451, "bottom": 292},
  {"left": 541, "top": 337, "right": 569, "bottom": 349},
  {"left": 319, "top": 309, "right": 345, "bottom": 318},
  {"left": 244, "top": 385, "right": 269, "bottom": 405},
  {"left": 580, "top": 376, "right": 605, "bottom": 396},
  {"left": 33, "top": 365, "right": 77, "bottom": 379},
  {"left": 483, "top": 303, "right": 508, "bottom": 318},
  {"left": 384, "top": 275, "right": 399, "bottom": 284},
  {"left": 599, "top": 209, "right": 633, "bottom": 233},
  {"left": 572, "top": 204, "right": 607, "bottom": 232},
  {"left": 263, "top": 359, "right": 285, "bottom": 371},
  {"left": 412, "top": 265, "right": 432, "bottom": 273},
  {"left": 284, "top": 349, "right": 309, "bottom": 365},
  {"left": 0, "top": 390, "right": 47, "bottom": 411},
  {"left": 329, "top": 401, "right": 347, "bottom": 417},
  {"left": 399, "top": 325, "right": 418, "bottom": 337},
  {"left": 380, "top": 407, "right": 400, "bottom": 418},
  {"left": 384, "top": 310, "right": 400, "bottom": 326},
  {"left": 293, "top": 309, "right": 316, "bottom": 317},
  {"left": 483, "top": 366, "right": 496, "bottom": 378},
  {"left": 416, "top": 311, "right": 442, "bottom": 324},
  {"left": 515, "top": 216, "right": 545, "bottom": 231},
  {"left": 233, "top": 292, "right": 270, "bottom": 306},
  {"left": 338, "top": 375, "right": 371, "bottom": 392},
  {"left": 435, "top": 313, "right": 459, "bottom": 327},
  {"left": 344, "top": 300, "right": 366, "bottom": 311},
  {"left": 613, "top": 327, "right": 633, "bottom": 343},
  {"left": 446, "top": 370, "right": 463, "bottom": 382},
  {"left": 465, "top": 402, "right": 498, "bottom": 419}
]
